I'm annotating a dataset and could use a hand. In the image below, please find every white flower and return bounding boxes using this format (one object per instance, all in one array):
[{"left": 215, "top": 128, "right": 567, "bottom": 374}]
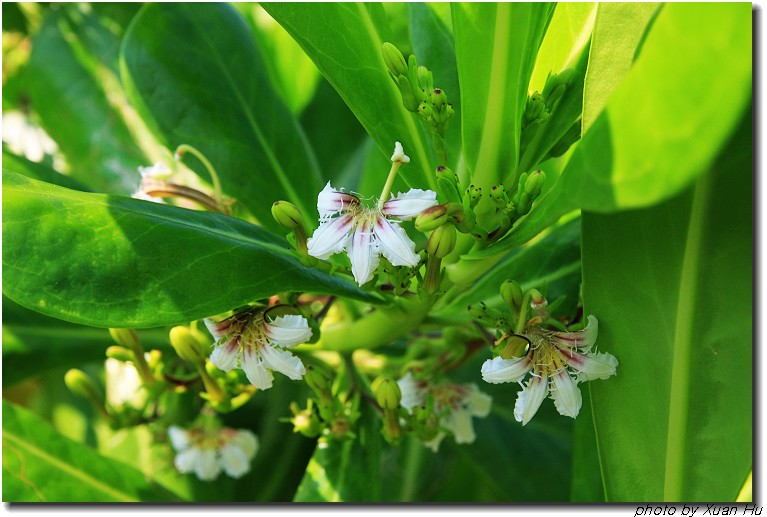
[
  {"left": 168, "top": 425, "right": 259, "bottom": 481},
  {"left": 390, "top": 141, "right": 410, "bottom": 163},
  {"left": 397, "top": 372, "right": 492, "bottom": 452},
  {"left": 138, "top": 162, "right": 173, "bottom": 180},
  {"left": 481, "top": 315, "right": 618, "bottom": 425},
  {"left": 307, "top": 182, "right": 437, "bottom": 285},
  {"left": 205, "top": 310, "right": 312, "bottom": 390},
  {"left": 132, "top": 163, "right": 173, "bottom": 202}
]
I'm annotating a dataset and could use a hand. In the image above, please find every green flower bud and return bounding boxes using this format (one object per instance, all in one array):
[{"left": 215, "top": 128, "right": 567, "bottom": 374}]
[
  {"left": 489, "top": 185, "right": 507, "bottom": 206},
  {"left": 524, "top": 170, "right": 545, "bottom": 197},
  {"left": 169, "top": 326, "right": 206, "bottom": 364},
  {"left": 543, "top": 68, "right": 574, "bottom": 106},
  {"left": 431, "top": 88, "right": 447, "bottom": 111},
  {"left": 382, "top": 42, "right": 408, "bottom": 77},
  {"left": 529, "top": 289, "right": 546, "bottom": 308},
  {"left": 417, "top": 65, "right": 433, "bottom": 91},
  {"left": 105, "top": 346, "right": 134, "bottom": 362},
  {"left": 516, "top": 192, "right": 533, "bottom": 216},
  {"left": 109, "top": 328, "right": 140, "bottom": 349},
  {"left": 426, "top": 224, "right": 457, "bottom": 259},
  {"left": 498, "top": 334, "right": 531, "bottom": 360},
  {"left": 271, "top": 201, "right": 304, "bottom": 229},
  {"left": 467, "top": 184, "right": 482, "bottom": 208},
  {"left": 436, "top": 166, "right": 462, "bottom": 203},
  {"left": 467, "top": 301, "right": 503, "bottom": 322},
  {"left": 65, "top": 369, "right": 103, "bottom": 405},
  {"left": 305, "top": 365, "right": 332, "bottom": 393},
  {"left": 397, "top": 75, "right": 419, "bottom": 112},
  {"left": 500, "top": 280, "right": 524, "bottom": 308},
  {"left": 415, "top": 205, "right": 449, "bottom": 232},
  {"left": 372, "top": 377, "right": 401, "bottom": 410},
  {"left": 290, "top": 402, "right": 322, "bottom": 438}
]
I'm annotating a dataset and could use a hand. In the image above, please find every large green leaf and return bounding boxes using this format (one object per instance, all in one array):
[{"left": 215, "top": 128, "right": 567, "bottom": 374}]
[
  {"left": 581, "top": 3, "right": 661, "bottom": 132},
  {"left": 580, "top": 116, "right": 752, "bottom": 501},
  {"left": 2, "top": 172, "right": 377, "bottom": 328},
  {"left": 2, "top": 400, "right": 177, "bottom": 502},
  {"left": 452, "top": 3, "right": 553, "bottom": 190},
  {"left": 2, "top": 148, "right": 89, "bottom": 192},
  {"left": 477, "top": 2, "right": 752, "bottom": 258},
  {"left": 120, "top": 3, "right": 321, "bottom": 231},
  {"left": 23, "top": 8, "right": 146, "bottom": 193},
  {"left": 263, "top": 3, "right": 437, "bottom": 192}
]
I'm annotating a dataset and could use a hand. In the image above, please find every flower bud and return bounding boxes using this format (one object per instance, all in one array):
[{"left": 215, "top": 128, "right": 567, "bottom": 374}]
[
  {"left": 489, "top": 185, "right": 507, "bottom": 206},
  {"left": 426, "top": 224, "right": 457, "bottom": 258},
  {"left": 500, "top": 280, "right": 524, "bottom": 308},
  {"left": 431, "top": 88, "right": 447, "bottom": 111},
  {"left": 467, "top": 185, "right": 482, "bottom": 208},
  {"left": 529, "top": 289, "right": 547, "bottom": 309},
  {"left": 109, "top": 328, "right": 140, "bottom": 349},
  {"left": 105, "top": 345, "right": 134, "bottom": 362},
  {"left": 271, "top": 201, "right": 303, "bottom": 229},
  {"left": 543, "top": 68, "right": 574, "bottom": 107},
  {"left": 305, "top": 365, "right": 332, "bottom": 393},
  {"left": 382, "top": 42, "right": 408, "bottom": 77},
  {"left": 524, "top": 170, "right": 545, "bottom": 196},
  {"left": 498, "top": 334, "right": 531, "bottom": 360},
  {"left": 372, "top": 377, "right": 401, "bottom": 410},
  {"left": 396, "top": 75, "right": 419, "bottom": 112},
  {"left": 290, "top": 403, "right": 322, "bottom": 438},
  {"left": 169, "top": 326, "right": 206, "bottom": 364},
  {"left": 417, "top": 100, "right": 433, "bottom": 119},
  {"left": 416, "top": 65, "right": 433, "bottom": 91},
  {"left": 415, "top": 205, "right": 449, "bottom": 232},
  {"left": 65, "top": 369, "right": 103, "bottom": 405}
]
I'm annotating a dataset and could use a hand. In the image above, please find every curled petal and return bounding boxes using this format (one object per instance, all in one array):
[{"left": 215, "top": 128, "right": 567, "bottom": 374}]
[
  {"left": 241, "top": 345, "right": 274, "bottom": 390},
  {"left": 397, "top": 372, "right": 424, "bottom": 413},
  {"left": 481, "top": 355, "right": 533, "bottom": 384},
  {"left": 307, "top": 213, "right": 353, "bottom": 260},
  {"left": 348, "top": 220, "right": 380, "bottom": 285},
  {"left": 264, "top": 315, "right": 312, "bottom": 348},
  {"left": 174, "top": 447, "right": 199, "bottom": 474},
  {"left": 260, "top": 345, "right": 306, "bottom": 381},
  {"left": 443, "top": 407, "right": 476, "bottom": 444},
  {"left": 562, "top": 350, "right": 619, "bottom": 381},
  {"left": 514, "top": 370, "right": 549, "bottom": 425},
  {"left": 424, "top": 432, "right": 446, "bottom": 453},
  {"left": 552, "top": 315, "right": 598, "bottom": 349},
  {"left": 210, "top": 338, "right": 240, "bottom": 372},
  {"left": 194, "top": 449, "right": 221, "bottom": 481},
  {"left": 167, "top": 426, "right": 190, "bottom": 452},
  {"left": 382, "top": 189, "right": 438, "bottom": 220},
  {"left": 317, "top": 182, "right": 359, "bottom": 219},
  {"left": 231, "top": 430, "right": 259, "bottom": 460},
  {"left": 204, "top": 317, "right": 233, "bottom": 341},
  {"left": 220, "top": 443, "right": 251, "bottom": 479},
  {"left": 465, "top": 385, "right": 493, "bottom": 417},
  {"left": 550, "top": 369, "right": 582, "bottom": 418},
  {"left": 374, "top": 217, "right": 419, "bottom": 267}
]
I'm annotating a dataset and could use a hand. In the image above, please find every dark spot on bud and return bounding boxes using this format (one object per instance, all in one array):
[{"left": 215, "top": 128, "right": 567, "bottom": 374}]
[
  {"left": 437, "top": 166, "right": 445, "bottom": 172},
  {"left": 492, "top": 186, "right": 497, "bottom": 190},
  {"left": 434, "top": 89, "right": 442, "bottom": 94}
]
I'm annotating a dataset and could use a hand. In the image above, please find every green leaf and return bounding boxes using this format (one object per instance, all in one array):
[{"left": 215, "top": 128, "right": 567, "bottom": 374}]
[
  {"left": 581, "top": 3, "right": 661, "bottom": 132},
  {"left": 120, "top": 3, "right": 321, "bottom": 231},
  {"left": 2, "top": 148, "right": 90, "bottom": 191},
  {"left": 452, "top": 3, "right": 554, "bottom": 189},
  {"left": 23, "top": 9, "right": 146, "bottom": 193},
  {"left": 580, "top": 115, "right": 752, "bottom": 501},
  {"left": 2, "top": 172, "right": 378, "bottom": 328},
  {"left": 263, "top": 3, "right": 437, "bottom": 192},
  {"left": 2, "top": 400, "right": 177, "bottom": 502},
  {"left": 1, "top": 297, "right": 169, "bottom": 388},
  {"left": 293, "top": 404, "right": 382, "bottom": 502},
  {"left": 478, "top": 2, "right": 752, "bottom": 258}
]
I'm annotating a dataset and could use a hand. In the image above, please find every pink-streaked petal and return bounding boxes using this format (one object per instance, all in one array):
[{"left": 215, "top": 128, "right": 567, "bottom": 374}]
[
  {"left": 348, "top": 221, "right": 380, "bottom": 285},
  {"left": 260, "top": 345, "right": 306, "bottom": 381},
  {"left": 307, "top": 213, "right": 353, "bottom": 260},
  {"left": 264, "top": 315, "right": 312, "bottom": 348},
  {"left": 317, "top": 182, "right": 359, "bottom": 218},
  {"left": 241, "top": 345, "right": 274, "bottom": 390},
  {"left": 204, "top": 318, "right": 230, "bottom": 340},
  {"left": 562, "top": 350, "right": 619, "bottom": 381},
  {"left": 374, "top": 217, "right": 419, "bottom": 267},
  {"left": 481, "top": 355, "right": 533, "bottom": 384},
  {"left": 513, "top": 369, "right": 549, "bottom": 425},
  {"left": 550, "top": 369, "right": 582, "bottom": 418},
  {"left": 382, "top": 189, "right": 438, "bottom": 220},
  {"left": 552, "top": 315, "right": 598, "bottom": 349},
  {"left": 210, "top": 338, "right": 240, "bottom": 372}
]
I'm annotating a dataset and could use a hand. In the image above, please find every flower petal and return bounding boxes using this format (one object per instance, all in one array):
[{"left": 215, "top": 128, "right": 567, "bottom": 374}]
[
  {"left": 204, "top": 317, "right": 231, "bottom": 341},
  {"left": 317, "top": 182, "right": 359, "bottom": 219},
  {"left": 167, "top": 426, "right": 190, "bottom": 451},
  {"left": 397, "top": 372, "right": 424, "bottom": 413},
  {"left": 260, "top": 345, "right": 306, "bottom": 381},
  {"left": 307, "top": 213, "right": 353, "bottom": 260},
  {"left": 382, "top": 189, "right": 438, "bottom": 220},
  {"left": 562, "top": 350, "right": 619, "bottom": 381},
  {"left": 481, "top": 355, "right": 532, "bottom": 384},
  {"left": 513, "top": 369, "right": 549, "bottom": 425},
  {"left": 194, "top": 449, "right": 221, "bottom": 481},
  {"left": 374, "top": 217, "right": 419, "bottom": 267},
  {"left": 464, "top": 385, "right": 493, "bottom": 417},
  {"left": 210, "top": 338, "right": 240, "bottom": 372},
  {"left": 264, "top": 314, "right": 313, "bottom": 348},
  {"left": 231, "top": 430, "right": 259, "bottom": 460},
  {"left": 443, "top": 407, "right": 476, "bottom": 444},
  {"left": 551, "top": 315, "right": 598, "bottom": 349},
  {"left": 424, "top": 432, "right": 445, "bottom": 453},
  {"left": 550, "top": 369, "right": 582, "bottom": 418},
  {"left": 241, "top": 345, "right": 274, "bottom": 390},
  {"left": 348, "top": 220, "right": 380, "bottom": 285},
  {"left": 174, "top": 447, "right": 199, "bottom": 474},
  {"left": 220, "top": 443, "right": 250, "bottom": 479}
]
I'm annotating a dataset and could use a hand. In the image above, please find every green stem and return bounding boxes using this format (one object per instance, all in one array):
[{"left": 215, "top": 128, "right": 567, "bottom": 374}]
[
  {"left": 378, "top": 161, "right": 403, "bottom": 208},
  {"left": 175, "top": 144, "right": 225, "bottom": 210},
  {"left": 515, "top": 291, "right": 533, "bottom": 334},
  {"left": 127, "top": 341, "right": 155, "bottom": 388},
  {"left": 196, "top": 364, "right": 225, "bottom": 404}
]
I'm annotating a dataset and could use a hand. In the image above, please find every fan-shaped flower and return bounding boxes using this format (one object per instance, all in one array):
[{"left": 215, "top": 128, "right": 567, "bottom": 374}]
[{"left": 168, "top": 425, "right": 259, "bottom": 481}]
